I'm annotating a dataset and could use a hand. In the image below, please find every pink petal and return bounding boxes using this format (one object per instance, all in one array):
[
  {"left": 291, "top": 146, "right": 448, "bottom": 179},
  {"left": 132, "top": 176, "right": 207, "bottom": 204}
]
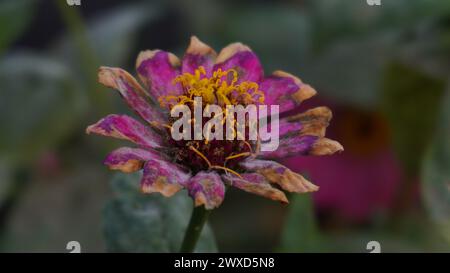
[
  {"left": 104, "top": 147, "right": 162, "bottom": 173},
  {"left": 186, "top": 171, "right": 225, "bottom": 210},
  {"left": 240, "top": 159, "right": 319, "bottom": 193},
  {"left": 141, "top": 159, "right": 190, "bottom": 197},
  {"left": 222, "top": 173, "right": 288, "bottom": 203},
  {"left": 259, "top": 135, "right": 319, "bottom": 159},
  {"left": 86, "top": 114, "right": 162, "bottom": 149},
  {"left": 261, "top": 119, "right": 303, "bottom": 139},
  {"left": 259, "top": 71, "right": 316, "bottom": 113},
  {"left": 260, "top": 107, "right": 336, "bottom": 157},
  {"left": 182, "top": 36, "right": 217, "bottom": 77},
  {"left": 136, "top": 50, "right": 182, "bottom": 99},
  {"left": 213, "top": 43, "right": 263, "bottom": 83},
  {"left": 98, "top": 67, "right": 166, "bottom": 127}
]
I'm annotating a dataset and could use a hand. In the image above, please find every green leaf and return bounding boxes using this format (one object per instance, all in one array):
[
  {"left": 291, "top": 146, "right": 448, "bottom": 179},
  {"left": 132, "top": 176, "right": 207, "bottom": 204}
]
[
  {"left": 422, "top": 89, "right": 450, "bottom": 244},
  {"left": 0, "top": 53, "right": 86, "bottom": 165},
  {"left": 278, "top": 194, "right": 324, "bottom": 252},
  {"left": 381, "top": 62, "right": 445, "bottom": 174},
  {"left": 0, "top": 0, "right": 36, "bottom": 54},
  {"left": 103, "top": 172, "right": 218, "bottom": 253}
]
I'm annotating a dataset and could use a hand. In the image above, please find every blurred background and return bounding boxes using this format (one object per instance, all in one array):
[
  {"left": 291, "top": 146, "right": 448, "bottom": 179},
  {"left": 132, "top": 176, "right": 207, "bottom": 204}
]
[{"left": 0, "top": 0, "right": 449, "bottom": 252}]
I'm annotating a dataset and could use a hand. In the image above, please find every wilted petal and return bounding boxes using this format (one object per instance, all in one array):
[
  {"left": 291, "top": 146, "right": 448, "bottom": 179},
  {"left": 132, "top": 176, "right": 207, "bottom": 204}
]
[
  {"left": 240, "top": 159, "right": 319, "bottom": 193},
  {"left": 104, "top": 147, "right": 162, "bottom": 173},
  {"left": 261, "top": 106, "right": 333, "bottom": 142},
  {"left": 86, "top": 114, "right": 162, "bottom": 149},
  {"left": 286, "top": 106, "right": 332, "bottom": 137},
  {"left": 260, "top": 106, "right": 342, "bottom": 158},
  {"left": 260, "top": 135, "right": 319, "bottom": 159},
  {"left": 98, "top": 67, "right": 165, "bottom": 127},
  {"left": 260, "top": 71, "right": 316, "bottom": 112},
  {"left": 214, "top": 43, "right": 263, "bottom": 83},
  {"left": 262, "top": 107, "right": 332, "bottom": 139},
  {"left": 222, "top": 173, "right": 288, "bottom": 203},
  {"left": 309, "top": 138, "right": 344, "bottom": 155},
  {"left": 186, "top": 171, "right": 225, "bottom": 210},
  {"left": 182, "top": 36, "right": 217, "bottom": 77},
  {"left": 141, "top": 159, "right": 190, "bottom": 197},
  {"left": 136, "top": 50, "right": 182, "bottom": 98},
  {"left": 262, "top": 119, "right": 303, "bottom": 139}
]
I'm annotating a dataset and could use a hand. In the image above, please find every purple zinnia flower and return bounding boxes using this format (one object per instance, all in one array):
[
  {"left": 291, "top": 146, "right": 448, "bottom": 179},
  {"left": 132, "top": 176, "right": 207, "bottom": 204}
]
[{"left": 86, "top": 37, "right": 343, "bottom": 209}]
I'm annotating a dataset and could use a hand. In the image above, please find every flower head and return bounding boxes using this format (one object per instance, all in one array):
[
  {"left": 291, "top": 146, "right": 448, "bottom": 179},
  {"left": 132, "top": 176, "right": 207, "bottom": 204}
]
[{"left": 86, "top": 36, "right": 343, "bottom": 209}]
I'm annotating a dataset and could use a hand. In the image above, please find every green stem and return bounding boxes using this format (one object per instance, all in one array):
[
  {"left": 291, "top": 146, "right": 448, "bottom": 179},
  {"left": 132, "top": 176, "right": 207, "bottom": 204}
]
[{"left": 180, "top": 206, "right": 211, "bottom": 253}]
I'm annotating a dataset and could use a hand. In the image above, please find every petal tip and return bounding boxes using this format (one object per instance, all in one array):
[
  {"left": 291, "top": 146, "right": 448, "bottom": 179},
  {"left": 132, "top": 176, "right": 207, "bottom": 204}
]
[
  {"left": 136, "top": 50, "right": 159, "bottom": 69},
  {"left": 216, "top": 42, "right": 252, "bottom": 64},
  {"left": 279, "top": 194, "right": 289, "bottom": 204},
  {"left": 105, "top": 159, "right": 143, "bottom": 173},
  {"left": 318, "top": 106, "right": 333, "bottom": 121},
  {"left": 310, "top": 138, "right": 344, "bottom": 155},
  {"left": 293, "top": 84, "right": 317, "bottom": 103},
  {"left": 242, "top": 159, "right": 319, "bottom": 193},
  {"left": 194, "top": 193, "right": 221, "bottom": 210},
  {"left": 273, "top": 70, "right": 302, "bottom": 84},
  {"left": 97, "top": 66, "right": 116, "bottom": 88},
  {"left": 188, "top": 171, "right": 224, "bottom": 210},
  {"left": 136, "top": 50, "right": 180, "bottom": 69},
  {"left": 187, "top": 36, "right": 217, "bottom": 56},
  {"left": 141, "top": 177, "right": 182, "bottom": 197},
  {"left": 85, "top": 123, "right": 98, "bottom": 135},
  {"left": 272, "top": 70, "right": 317, "bottom": 103}
]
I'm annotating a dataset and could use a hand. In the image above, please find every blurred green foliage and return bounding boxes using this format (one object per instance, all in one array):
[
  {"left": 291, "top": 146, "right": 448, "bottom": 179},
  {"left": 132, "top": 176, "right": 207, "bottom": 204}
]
[
  {"left": 381, "top": 62, "right": 445, "bottom": 175},
  {"left": 279, "top": 194, "right": 324, "bottom": 252},
  {"left": 103, "top": 172, "right": 217, "bottom": 253},
  {"left": 422, "top": 90, "right": 450, "bottom": 244},
  {"left": 0, "top": 53, "right": 85, "bottom": 165},
  {"left": 0, "top": 0, "right": 36, "bottom": 54}
]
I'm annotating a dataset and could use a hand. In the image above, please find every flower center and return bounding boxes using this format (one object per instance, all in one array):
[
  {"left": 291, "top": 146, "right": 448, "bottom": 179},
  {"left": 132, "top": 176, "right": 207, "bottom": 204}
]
[
  {"left": 159, "top": 66, "right": 265, "bottom": 108},
  {"left": 159, "top": 67, "right": 264, "bottom": 175}
]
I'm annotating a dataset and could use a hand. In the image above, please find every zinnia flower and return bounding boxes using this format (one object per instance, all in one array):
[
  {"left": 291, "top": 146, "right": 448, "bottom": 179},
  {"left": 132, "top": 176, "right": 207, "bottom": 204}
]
[{"left": 86, "top": 36, "right": 343, "bottom": 209}]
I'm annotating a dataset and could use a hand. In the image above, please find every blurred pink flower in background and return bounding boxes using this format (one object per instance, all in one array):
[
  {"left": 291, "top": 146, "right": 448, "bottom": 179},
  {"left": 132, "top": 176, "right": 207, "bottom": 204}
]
[{"left": 283, "top": 101, "right": 404, "bottom": 223}]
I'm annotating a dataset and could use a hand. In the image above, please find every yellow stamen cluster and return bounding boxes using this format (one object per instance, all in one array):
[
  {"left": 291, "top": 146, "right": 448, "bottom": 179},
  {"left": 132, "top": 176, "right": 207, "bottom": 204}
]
[
  {"left": 158, "top": 66, "right": 265, "bottom": 109},
  {"left": 159, "top": 66, "right": 264, "bottom": 177}
]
